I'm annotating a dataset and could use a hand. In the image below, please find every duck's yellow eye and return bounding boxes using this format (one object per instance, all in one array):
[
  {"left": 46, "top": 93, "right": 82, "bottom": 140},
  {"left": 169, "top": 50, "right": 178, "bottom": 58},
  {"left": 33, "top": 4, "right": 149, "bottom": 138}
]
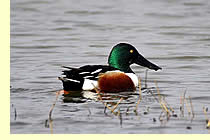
[{"left": 130, "top": 49, "right": 134, "bottom": 53}]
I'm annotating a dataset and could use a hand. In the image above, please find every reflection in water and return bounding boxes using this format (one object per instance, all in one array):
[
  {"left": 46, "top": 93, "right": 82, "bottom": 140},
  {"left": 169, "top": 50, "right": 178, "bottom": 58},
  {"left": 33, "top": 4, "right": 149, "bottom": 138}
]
[{"left": 47, "top": 79, "right": 182, "bottom": 134}]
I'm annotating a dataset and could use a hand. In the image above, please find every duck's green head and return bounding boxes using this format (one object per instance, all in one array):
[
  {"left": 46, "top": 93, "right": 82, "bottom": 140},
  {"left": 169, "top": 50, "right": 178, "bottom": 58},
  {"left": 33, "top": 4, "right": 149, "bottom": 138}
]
[{"left": 108, "top": 43, "right": 162, "bottom": 73}]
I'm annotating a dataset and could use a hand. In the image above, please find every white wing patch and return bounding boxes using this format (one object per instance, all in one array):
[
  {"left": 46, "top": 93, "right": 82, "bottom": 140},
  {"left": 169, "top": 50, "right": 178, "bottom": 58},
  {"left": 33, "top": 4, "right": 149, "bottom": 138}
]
[
  {"left": 82, "top": 79, "right": 98, "bottom": 90},
  {"left": 91, "top": 69, "right": 102, "bottom": 74},
  {"left": 105, "top": 70, "right": 122, "bottom": 73},
  {"left": 61, "top": 74, "right": 66, "bottom": 78},
  {"left": 79, "top": 72, "right": 90, "bottom": 75},
  {"left": 83, "top": 75, "right": 94, "bottom": 79},
  {"left": 66, "top": 78, "right": 80, "bottom": 83}
]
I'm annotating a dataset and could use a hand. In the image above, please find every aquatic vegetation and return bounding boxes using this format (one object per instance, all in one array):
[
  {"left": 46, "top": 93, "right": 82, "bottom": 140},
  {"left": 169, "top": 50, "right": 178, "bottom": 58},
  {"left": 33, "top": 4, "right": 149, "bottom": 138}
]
[
  {"left": 46, "top": 69, "right": 210, "bottom": 133},
  {"left": 203, "top": 107, "right": 210, "bottom": 129}
]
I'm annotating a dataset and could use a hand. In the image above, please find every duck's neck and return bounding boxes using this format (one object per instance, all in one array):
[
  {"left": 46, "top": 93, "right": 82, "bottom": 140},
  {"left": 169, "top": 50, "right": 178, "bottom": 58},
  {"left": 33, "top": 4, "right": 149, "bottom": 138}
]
[
  {"left": 108, "top": 57, "right": 133, "bottom": 73},
  {"left": 110, "top": 63, "right": 133, "bottom": 73}
]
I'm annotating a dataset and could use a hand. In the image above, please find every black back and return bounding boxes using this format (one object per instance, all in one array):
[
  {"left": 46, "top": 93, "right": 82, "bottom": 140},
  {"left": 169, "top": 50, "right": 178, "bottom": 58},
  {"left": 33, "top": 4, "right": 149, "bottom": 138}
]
[{"left": 59, "top": 65, "right": 118, "bottom": 91}]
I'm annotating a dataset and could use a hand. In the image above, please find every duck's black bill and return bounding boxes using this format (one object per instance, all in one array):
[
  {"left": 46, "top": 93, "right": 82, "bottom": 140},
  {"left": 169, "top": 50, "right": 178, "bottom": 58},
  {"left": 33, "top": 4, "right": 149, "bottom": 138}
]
[{"left": 134, "top": 54, "right": 162, "bottom": 71}]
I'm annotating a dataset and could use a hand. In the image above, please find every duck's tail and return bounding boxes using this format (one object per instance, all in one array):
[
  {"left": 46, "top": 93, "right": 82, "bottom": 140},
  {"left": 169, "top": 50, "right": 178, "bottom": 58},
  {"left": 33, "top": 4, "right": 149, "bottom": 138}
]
[{"left": 58, "top": 67, "right": 84, "bottom": 91}]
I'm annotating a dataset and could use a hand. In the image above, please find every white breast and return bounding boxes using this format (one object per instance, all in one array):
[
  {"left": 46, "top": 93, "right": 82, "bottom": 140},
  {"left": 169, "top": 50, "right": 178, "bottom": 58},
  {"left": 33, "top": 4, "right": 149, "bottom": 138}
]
[{"left": 125, "top": 73, "right": 139, "bottom": 87}]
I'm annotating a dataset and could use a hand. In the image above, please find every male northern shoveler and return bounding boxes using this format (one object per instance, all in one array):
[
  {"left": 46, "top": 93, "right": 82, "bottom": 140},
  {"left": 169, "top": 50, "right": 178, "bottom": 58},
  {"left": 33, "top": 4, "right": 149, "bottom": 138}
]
[{"left": 58, "top": 43, "right": 161, "bottom": 93}]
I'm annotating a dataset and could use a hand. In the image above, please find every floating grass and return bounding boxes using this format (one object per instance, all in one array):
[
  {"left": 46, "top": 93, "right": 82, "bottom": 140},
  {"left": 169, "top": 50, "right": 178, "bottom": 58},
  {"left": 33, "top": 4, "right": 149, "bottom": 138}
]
[
  {"left": 48, "top": 90, "right": 63, "bottom": 120},
  {"left": 104, "top": 106, "right": 107, "bottom": 114},
  {"left": 144, "top": 69, "right": 148, "bottom": 88},
  {"left": 161, "top": 100, "right": 170, "bottom": 116},
  {"left": 203, "top": 107, "right": 209, "bottom": 123},
  {"left": 180, "top": 95, "right": 183, "bottom": 115},
  {"left": 50, "top": 69, "right": 210, "bottom": 132},
  {"left": 155, "top": 81, "right": 161, "bottom": 101},
  {"left": 14, "top": 108, "right": 17, "bottom": 121},
  {"left": 104, "top": 102, "right": 113, "bottom": 112},
  {"left": 207, "top": 120, "right": 210, "bottom": 129},
  {"left": 202, "top": 107, "right": 210, "bottom": 129},
  {"left": 162, "top": 97, "right": 177, "bottom": 117},
  {"left": 126, "top": 106, "right": 130, "bottom": 116},
  {"left": 47, "top": 89, "right": 63, "bottom": 134},
  {"left": 155, "top": 81, "right": 170, "bottom": 117},
  {"left": 180, "top": 89, "right": 187, "bottom": 117},
  {"left": 184, "top": 97, "right": 191, "bottom": 118},
  {"left": 49, "top": 119, "right": 53, "bottom": 134},
  {"left": 91, "top": 83, "right": 102, "bottom": 100},
  {"left": 159, "top": 111, "right": 164, "bottom": 122},
  {"left": 164, "top": 100, "right": 174, "bottom": 113},
  {"left": 11, "top": 104, "right": 17, "bottom": 121},
  {"left": 147, "top": 88, "right": 159, "bottom": 103},
  {"left": 138, "top": 78, "right": 142, "bottom": 101},
  {"left": 134, "top": 78, "right": 142, "bottom": 114},
  {"left": 183, "top": 95, "right": 195, "bottom": 122},
  {"left": 91, "top": 83, "right": 123, "bottom": 115},
  {"left": 117, "top": 108, "right": 123, "bottom": 127},
  {"left": 154, "top": 81, "right": 172, "bottom": 122},
  {"left": 189, "top": 96, "right": 195, "bottom": 121},
  {"left": 143, "top": 107, "right": 150, "bottom": 115},
  {"left": 45, "top": 119, "right": 49, "bottom": 128},
  {"left": 111, "top": 97, "right": 124, "bottom": 113},
  {"left": 88, "top": 108, "right": 91, "bottom": 117}
]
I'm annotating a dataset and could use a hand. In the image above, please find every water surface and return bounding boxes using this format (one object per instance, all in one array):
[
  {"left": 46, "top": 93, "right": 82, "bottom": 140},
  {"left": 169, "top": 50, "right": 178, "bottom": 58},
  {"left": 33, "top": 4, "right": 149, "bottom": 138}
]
[{"left": 11, "top": 0, "right": 210, "bottom": 134}]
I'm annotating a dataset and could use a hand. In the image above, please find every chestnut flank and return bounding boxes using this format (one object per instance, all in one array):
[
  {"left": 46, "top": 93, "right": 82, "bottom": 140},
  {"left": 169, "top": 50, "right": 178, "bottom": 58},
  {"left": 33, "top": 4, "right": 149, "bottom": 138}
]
[{"left": 98, "top": 72, "right": 135, "bottom": 93}]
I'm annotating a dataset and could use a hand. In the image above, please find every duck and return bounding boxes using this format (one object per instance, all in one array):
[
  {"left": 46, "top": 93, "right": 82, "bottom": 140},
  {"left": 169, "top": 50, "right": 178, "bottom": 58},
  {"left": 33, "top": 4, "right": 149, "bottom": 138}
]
[{"left": 58, "top": 43, "right": 161, "bottom": 94}]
